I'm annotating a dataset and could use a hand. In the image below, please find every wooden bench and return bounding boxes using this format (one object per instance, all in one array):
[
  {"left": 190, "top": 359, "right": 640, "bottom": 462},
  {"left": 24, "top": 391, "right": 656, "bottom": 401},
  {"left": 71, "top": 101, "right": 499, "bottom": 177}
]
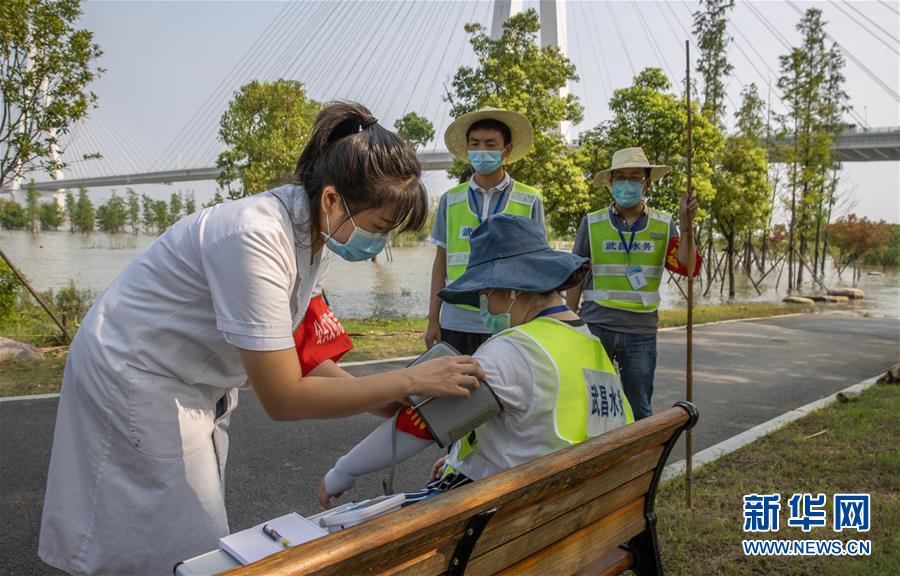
[{"left": 225, "top": 401, "right": 698, "bottom": 576}]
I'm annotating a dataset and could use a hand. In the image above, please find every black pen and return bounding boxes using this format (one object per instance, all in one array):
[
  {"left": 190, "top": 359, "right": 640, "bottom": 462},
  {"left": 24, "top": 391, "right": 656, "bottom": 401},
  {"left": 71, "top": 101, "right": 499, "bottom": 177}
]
[{"left": 262, "top": 524, "right": 290, "bottom": 548}]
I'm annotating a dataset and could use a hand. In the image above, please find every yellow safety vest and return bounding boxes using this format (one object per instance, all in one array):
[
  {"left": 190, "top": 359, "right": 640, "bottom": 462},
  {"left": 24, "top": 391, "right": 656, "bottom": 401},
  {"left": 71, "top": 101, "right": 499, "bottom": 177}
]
[
  {"left": 584, "top": 207, "right": 671, "bottom": 313},
  {"left": 445, "top": 180, "right": 541, "bottom": 311},
  {"left": 455, "top": 317, "right": 633, "bottom": 463}
]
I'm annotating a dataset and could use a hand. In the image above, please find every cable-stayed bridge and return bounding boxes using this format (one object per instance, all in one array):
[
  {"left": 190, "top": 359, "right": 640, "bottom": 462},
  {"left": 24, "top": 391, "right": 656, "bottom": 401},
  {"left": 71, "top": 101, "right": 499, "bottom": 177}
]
[{"left": 3, "top": 0, "right": 898, "bottom": 202}]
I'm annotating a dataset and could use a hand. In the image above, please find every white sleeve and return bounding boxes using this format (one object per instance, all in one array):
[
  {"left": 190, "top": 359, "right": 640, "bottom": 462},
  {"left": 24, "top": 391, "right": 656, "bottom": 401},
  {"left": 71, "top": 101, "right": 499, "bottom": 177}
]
[
  {"left": 202, "top": 226, "right": 296, "bottom": 351},
  {"left": 324, "top": 417, "right": 434, "bottom": 495},
  {"left": 473, "top": 336, "right": 534, "bottom": 414}
]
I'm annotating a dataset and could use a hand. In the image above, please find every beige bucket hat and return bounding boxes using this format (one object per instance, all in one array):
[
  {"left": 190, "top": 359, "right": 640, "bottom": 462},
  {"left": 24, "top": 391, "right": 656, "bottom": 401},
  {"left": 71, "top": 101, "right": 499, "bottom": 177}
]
[
  {"left": 593, "top": 147, "right": 671, "bottom": 188},
  {"left": 444, "top": 107, "right": 534, "bottom": 164}
]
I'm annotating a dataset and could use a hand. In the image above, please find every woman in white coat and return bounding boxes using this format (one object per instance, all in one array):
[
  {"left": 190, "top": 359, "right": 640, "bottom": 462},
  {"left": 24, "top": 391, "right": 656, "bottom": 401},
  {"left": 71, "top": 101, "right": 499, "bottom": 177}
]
[{"left": 38, "top": 102, "right": 484, "bottom": 576}]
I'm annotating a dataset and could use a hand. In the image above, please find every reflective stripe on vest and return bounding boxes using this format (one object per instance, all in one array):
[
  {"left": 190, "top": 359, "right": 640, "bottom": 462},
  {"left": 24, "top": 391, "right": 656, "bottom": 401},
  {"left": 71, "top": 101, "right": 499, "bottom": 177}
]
[
  {"left": 446, "top": 181, "right": 542, "bottom": 310},
  {"left": 454, "top": 318, "right": 633, "bottom": 465},
  {"left": 586, "top": 207, "right": 671, "bottom": 313}
]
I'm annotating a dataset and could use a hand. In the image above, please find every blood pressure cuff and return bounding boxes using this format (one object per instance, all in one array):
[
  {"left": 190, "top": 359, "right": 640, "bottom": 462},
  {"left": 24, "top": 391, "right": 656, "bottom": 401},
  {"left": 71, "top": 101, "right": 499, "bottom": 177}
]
[{"left": 293, "top": 293, "right": 353, "bottom": 375}]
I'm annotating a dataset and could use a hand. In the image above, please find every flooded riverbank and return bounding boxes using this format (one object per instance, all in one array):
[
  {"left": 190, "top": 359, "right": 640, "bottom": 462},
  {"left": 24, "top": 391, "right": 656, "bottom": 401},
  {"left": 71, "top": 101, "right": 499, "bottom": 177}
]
[{"left": 2, "top": 229, "right": 898, "bottom": 319}]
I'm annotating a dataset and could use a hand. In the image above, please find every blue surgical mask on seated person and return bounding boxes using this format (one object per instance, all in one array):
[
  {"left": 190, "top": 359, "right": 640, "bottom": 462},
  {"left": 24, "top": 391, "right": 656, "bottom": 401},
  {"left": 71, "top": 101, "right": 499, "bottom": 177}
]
[
  {"left": 479, "top": 291, "right": 516, "bottom": 334},
  {"left": 322, "top": 198, "right": 389, "bottom": 262},
  {"left": 468, "top": 150, "right": 503, "bottom": 175},
  {"left": 611, "top": 180, "right": 644, "bottom": 208}
]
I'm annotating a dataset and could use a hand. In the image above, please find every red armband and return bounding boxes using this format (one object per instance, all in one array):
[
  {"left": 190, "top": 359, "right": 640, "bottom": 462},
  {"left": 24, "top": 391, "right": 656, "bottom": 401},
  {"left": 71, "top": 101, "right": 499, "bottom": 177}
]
[
  {"left": 293, "top": 294, "right": 353, "bottom": 375},
  {"left": 665, "top": 237, "right": 702, "bottom": 277},
  {"left": 396, "top": 405, "right": 435, "bottom": 440}
]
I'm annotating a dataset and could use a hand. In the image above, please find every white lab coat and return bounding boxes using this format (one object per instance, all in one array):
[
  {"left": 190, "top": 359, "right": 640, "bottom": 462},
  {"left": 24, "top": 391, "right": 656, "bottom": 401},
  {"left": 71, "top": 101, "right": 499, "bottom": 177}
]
[{"left": 39, "top": 186, "right": 320, "bottom": 575}]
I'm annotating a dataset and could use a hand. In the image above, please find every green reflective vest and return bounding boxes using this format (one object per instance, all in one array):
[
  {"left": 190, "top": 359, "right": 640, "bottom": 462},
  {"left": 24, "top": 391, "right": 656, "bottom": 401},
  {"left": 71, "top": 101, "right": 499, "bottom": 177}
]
[
  {"left": 445, "top": 180, "right": 541, "bottom": 311},
  {"left": 584, "top": 207, "right": 671, "bottom": 313},
  {"left": 455, "top": 317, "right": 633, "bottom": 465}
]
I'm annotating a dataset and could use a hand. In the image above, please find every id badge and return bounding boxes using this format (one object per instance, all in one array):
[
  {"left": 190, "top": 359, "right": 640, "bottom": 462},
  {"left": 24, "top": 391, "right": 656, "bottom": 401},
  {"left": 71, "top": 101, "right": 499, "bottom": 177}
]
[{"left": 626, "top": 265, "right": 648, "bottom": 290}]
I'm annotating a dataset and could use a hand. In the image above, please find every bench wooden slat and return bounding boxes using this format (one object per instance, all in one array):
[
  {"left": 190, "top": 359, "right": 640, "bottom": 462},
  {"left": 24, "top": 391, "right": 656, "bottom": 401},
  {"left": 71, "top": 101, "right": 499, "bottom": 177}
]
[
  {"left": 494, "top": 498, "right": 647, "bottom": 576},
  {"left": 471, "top": 446, "right": 663, "bottom": 560},
  {"left": 465, "top": 472, "right": 652, "bottom": 576},
  {"left": 224, "top": 405, "right": 693, "bottom": 576},
  {"left": 574, "top": 547, "right": 633, "bottom": 576},
  {"left": 385, "top": 466, "right": 656, "bottom": 576}
]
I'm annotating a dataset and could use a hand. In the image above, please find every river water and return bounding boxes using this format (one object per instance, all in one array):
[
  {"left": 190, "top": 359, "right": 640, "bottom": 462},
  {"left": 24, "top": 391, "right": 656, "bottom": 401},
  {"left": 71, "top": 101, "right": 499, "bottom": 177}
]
[{"left": 2, "top": 229, "right": 898, "bottom": 319}]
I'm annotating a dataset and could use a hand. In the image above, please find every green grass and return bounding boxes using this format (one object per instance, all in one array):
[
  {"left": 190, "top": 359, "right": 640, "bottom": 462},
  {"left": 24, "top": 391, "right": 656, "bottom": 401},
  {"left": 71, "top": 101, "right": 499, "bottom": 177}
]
[
  {"left": 659, "top": 302, "right": 812, "bottom": 328},
  {"left": 0, "top": 354, "right": 69, "bottom": 397},
  {"left": 652, "top": 384, "right": 900, "bottom": 575}
]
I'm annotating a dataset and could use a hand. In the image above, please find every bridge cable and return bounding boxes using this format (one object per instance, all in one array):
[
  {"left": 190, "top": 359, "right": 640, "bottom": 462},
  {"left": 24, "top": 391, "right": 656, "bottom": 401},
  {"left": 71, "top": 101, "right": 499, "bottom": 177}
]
[
  {"left": 585, "top": 1, "right": 614, "bottom": 100},
  {"left": 152, "top": 2, "right": 298, "bottom": 170},
  {"left": 784, "top": 0, "right": 900, "bottom": 102},
  {"left": 409, "top": 0, "right": 467, "bottom": 129},
  {"left": 186, "top": 1, "right": 314, "bottom": 167},
  {"left": 877, "top": 0, "right": 900, "bottom": 17},
  {"left": 606, "top": 2, "right": 636, "bottom": 77},
  {"left": 634, "top": 2, "right": 676, "bottom": 83},
  {"left": 829, "top": 0, "right": 900, "bottom": 55},
  {"left": 188, "top": 1, "right": 320, "bottom": 168}
]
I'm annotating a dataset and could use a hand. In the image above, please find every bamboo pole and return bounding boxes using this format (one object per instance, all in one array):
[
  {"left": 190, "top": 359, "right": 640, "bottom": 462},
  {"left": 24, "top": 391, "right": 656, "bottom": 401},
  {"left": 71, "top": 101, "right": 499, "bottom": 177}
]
[
  {"left": 0, "top": 247, "right": 70, "bottom": 342},
  {"left": 684, "top": 41, "right": 695, "bottom": 509}
]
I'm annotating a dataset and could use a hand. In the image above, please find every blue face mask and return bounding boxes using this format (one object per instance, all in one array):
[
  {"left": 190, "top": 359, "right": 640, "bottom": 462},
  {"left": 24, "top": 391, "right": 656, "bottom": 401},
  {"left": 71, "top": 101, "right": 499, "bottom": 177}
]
[
  {"left": 479, "top": 291, "right": 515, "bottom": 334},
  {"left": 468, "top": 150, "right": 503, "bottom": 175},
  {"left": 611, "top": 180, "right": 644, "bottom": 208},
  {"left": 322, "top": 198, "right": 389, "bottom": 262}
]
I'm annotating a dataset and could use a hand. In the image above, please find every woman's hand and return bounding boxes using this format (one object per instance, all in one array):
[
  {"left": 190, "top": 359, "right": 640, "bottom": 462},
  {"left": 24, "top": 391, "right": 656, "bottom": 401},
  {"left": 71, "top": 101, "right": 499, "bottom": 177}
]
[
  {"left": 318, "top": 477, "right": 342, "bottom": 510},
  {"left": 406, "top": 356, "right": 485, "bottom": 398},
  {"left": 430, "top": 456, "right": 448, "bottom": 480}
]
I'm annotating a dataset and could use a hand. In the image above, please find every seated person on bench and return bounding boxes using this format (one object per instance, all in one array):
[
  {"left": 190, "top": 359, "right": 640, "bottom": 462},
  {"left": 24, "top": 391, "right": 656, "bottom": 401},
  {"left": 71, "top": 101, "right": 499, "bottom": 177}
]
[{"left": 319, "top": 215, "right": 634, "bottom": 508}]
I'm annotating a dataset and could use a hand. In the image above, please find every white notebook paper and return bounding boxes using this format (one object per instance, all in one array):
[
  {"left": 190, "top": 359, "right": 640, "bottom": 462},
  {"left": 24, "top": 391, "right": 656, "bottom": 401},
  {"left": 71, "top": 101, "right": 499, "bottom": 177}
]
[{"left": 219, "top": 512, "right": 327, "bottom": 565}]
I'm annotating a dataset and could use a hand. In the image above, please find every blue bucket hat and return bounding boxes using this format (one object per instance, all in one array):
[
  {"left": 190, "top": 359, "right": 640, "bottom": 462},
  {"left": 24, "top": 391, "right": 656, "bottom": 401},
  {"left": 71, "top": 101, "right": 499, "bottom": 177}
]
[{"left": 438, "top": 214, "right": 589, "bottom": 308}]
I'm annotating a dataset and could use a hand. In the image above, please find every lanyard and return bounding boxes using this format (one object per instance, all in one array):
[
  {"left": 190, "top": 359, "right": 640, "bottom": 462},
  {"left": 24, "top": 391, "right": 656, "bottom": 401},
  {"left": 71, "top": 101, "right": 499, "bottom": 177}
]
[
  {"left": 536, "top": 305, "right": 570, "bottom": 318},
  {"left": 470, "top": 187, "right": 507, "bottom": 224},
  {"left": 614, "top": 210, "right": 643, "bottom": 260}
]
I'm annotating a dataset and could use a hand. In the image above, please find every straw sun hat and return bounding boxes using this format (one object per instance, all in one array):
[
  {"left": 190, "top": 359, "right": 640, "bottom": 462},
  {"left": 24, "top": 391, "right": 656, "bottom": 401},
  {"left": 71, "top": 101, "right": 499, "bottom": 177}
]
[
  {"left": 593, "top": 147, "right": 671, "bottom": 188},
  {"left": 444, "top": 107, "right": 534, "bottom": 165}
]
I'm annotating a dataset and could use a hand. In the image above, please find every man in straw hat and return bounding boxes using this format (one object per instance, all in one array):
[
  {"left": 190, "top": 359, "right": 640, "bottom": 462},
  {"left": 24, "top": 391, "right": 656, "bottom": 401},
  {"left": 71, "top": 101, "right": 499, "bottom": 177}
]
[
  {"left": 566, "top": 147, "right": 701, "bottom": 420},
  {"left": 426, "top": 107, "right": 545, "bottom": 355}
]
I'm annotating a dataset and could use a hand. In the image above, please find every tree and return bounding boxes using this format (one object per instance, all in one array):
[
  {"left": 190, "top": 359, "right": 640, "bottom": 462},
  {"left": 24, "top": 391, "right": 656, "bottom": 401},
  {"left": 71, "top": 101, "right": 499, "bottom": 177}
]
[
  {"left": 216, "top": 79, "right": 320, "bottom": 198},
  {"left": 25, "top": 181, "right": 39, "bottom": 234},
  {"left": 445, "top": 10, "right": 587, "bottom": 235},
  {"left": 64, "top": 190, "right": 75, "bottom": 231},
  {"left": 151, "top": 200, "right": 168, "bottom": 235},
  {"left": 140, "top": 193, "right": 155, "bottom": 233},
  {"left": 72, "top": 186, "right": 94, "bottom": 232},
  {"left": 394, "top": 112, "right": 434, "bottom": 151},
  {"left": 579, "top": 68, "right": 722, "bottom": 219},
  {"left": 168, "top": 191, "right": 183, "bottom": 226},
  {"left": 693, "top": 0, "right": 735, "bottom": 127},
  {"left": 0, "top": 0, "right": 103, "bottom": 189},
  {"left": 75, "top": 187, "right": 95, "bottom": 232},
  {"left": 184, "top": 190, "right": 196, "bottom": 215},
  {"left": 0, "top": 198, "right": 27, "bottom": 229},
  {"left": 38, "top": 199, "right": 64, "bottom": 230},
  {"left": 777, "top": 8, "right": 848, "bottom": 290},
  {"left": 826, "top": 215, "right": 892, "bottom": 281},
  {"left": 711, "top": 137, "right": 769, "bottom": 297},
  {"left": 708, "top": 86, "right": 772, "bottom": 298},
  {"left": 96, "top": 191, "right": 126, "bottom": 233},
  {"left": 125, "top": 187, "right": 140, "bottom": 234},
  {"left": 204, "top": 190, "right": 225, "bottom": 209}
]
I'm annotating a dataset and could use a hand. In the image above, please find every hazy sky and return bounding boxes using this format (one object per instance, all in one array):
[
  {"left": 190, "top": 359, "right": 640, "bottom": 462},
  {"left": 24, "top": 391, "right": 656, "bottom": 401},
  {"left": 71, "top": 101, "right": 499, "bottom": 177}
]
[{"left": 50, "top": 1, "right": 900, "bottom": 223}]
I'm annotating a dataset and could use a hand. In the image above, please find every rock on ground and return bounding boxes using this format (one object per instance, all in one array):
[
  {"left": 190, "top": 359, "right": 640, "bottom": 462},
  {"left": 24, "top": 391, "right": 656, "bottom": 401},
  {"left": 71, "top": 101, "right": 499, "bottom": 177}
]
[{"left": 0, "top": 337, "right": 43, "bottom": 362}]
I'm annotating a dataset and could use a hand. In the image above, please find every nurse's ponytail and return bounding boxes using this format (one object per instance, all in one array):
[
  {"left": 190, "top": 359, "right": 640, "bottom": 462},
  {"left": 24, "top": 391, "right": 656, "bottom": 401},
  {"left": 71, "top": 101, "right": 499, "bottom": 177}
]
[{"left": 296, "top": 102, "right": 428, "bottom": 234}]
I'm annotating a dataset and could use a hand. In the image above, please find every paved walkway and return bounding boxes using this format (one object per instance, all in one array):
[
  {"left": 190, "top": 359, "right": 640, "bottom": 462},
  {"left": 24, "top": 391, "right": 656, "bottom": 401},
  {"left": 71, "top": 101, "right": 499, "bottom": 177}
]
[{"left": 2, "top": 312, "right": 897, "bottom": 574}]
